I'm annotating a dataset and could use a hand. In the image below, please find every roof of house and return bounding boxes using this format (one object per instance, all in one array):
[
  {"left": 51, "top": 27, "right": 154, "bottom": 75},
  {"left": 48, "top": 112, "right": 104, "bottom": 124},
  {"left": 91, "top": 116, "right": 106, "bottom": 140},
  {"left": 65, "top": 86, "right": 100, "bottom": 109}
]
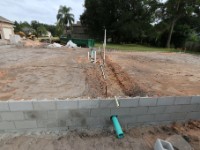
[{"left": 0, "top": 16, "right": 14, "bottom": 24}]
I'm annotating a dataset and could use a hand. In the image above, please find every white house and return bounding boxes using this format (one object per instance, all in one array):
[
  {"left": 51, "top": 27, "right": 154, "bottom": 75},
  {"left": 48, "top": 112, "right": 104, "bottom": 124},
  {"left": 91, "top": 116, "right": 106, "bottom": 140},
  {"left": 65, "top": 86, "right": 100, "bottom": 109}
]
[{"left": 0, "top": 16, "right": 14, "bottom": 40}]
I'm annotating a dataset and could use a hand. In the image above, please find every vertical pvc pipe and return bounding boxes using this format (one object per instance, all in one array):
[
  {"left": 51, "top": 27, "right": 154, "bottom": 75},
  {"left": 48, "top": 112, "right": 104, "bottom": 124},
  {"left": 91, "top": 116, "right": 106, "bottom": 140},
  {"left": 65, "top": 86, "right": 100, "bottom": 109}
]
[
  {"left": 88, "top": 52, "right": 90, "bottom": 61},
  {"left": 94, "top": 51, "right": 96, "bottom": 63},
  {"left": 111, "top": 115, "right": 124, "bottom": 139},
  {"left": 103, "top": 29, "right": 106, "bottom": 64}
]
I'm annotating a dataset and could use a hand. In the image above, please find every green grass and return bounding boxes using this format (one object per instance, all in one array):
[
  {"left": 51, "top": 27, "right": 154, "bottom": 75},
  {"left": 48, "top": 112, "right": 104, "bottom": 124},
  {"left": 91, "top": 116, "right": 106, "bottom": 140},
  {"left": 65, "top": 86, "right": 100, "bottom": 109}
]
[
  {"left": 95, "top": 43, "right": 175, "bottom": 52},
  {"left": 38, "top": 37, "right": 59, "bottom": 40}
]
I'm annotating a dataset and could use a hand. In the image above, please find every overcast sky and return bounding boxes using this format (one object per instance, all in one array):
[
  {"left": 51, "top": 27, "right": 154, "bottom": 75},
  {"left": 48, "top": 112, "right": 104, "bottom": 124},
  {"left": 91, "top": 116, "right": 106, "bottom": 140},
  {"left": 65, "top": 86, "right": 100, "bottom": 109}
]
[{"left": 0, "top": 0, "right": 85, "bottom": 25}]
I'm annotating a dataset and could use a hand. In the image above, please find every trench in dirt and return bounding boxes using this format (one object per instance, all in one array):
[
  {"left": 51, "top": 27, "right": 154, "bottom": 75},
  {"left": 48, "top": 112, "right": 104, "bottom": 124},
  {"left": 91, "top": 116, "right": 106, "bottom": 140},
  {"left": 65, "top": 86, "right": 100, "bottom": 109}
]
[{"left": 85, "top": 54, "right": 146, "bottom": 98}]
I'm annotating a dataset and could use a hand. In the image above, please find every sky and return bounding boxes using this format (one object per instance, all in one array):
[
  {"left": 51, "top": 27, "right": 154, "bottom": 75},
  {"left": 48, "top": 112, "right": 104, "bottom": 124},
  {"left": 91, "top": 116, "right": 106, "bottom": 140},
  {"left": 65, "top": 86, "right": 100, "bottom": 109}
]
[{"left": 0, "top": 0, "right": 85, "bottom": 25}]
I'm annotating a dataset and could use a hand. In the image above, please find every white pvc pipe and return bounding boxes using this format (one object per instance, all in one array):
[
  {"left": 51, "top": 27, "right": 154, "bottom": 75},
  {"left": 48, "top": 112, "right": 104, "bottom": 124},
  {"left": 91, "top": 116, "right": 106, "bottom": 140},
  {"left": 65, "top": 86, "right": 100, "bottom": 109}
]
[
  {"left": 103, "top": 29, "right": 106, "bottom": 64},
  {"left": 115, "top": 96, "right": 120, "bottom": 107},
  {"left": 88, "top": 51, "right": 90, "bottom": 61},
  {"left": 94, "top": 51, "right": 96, "bottom": 63}
]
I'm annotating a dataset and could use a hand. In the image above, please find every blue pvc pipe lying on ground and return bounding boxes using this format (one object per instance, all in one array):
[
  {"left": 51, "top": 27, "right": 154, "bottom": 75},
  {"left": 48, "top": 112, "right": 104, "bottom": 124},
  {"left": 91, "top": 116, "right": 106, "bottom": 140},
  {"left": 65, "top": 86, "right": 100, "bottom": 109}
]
[{"left": 111, "top": 115, "right": 124, "bottom": 139}]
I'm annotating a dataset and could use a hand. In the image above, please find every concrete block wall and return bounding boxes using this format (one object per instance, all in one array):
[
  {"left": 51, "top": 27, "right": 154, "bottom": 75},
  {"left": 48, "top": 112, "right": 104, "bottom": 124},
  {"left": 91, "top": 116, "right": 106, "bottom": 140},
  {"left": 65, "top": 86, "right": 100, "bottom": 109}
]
[{"left": 0, "top": 96, "right": 200, "bottom": 132}]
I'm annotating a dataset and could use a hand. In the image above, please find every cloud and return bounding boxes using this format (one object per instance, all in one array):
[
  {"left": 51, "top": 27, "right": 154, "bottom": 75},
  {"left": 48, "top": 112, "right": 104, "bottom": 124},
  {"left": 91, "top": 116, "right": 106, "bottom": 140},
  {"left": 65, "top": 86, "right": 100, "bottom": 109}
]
[{"left": 0, "top": 0, "right": 84, "bottom": 25}]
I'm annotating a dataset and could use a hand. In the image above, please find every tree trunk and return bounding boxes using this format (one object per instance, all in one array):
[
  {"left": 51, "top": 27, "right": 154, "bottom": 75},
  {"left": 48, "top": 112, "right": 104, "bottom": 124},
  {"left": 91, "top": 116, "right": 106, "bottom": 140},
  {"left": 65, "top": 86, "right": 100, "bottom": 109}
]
[
  {"left": 166, "top": 19, "right": 176, "bottom": 48},
  {"left": 166, "top": 0, "right": 180, "bottom": 48}
]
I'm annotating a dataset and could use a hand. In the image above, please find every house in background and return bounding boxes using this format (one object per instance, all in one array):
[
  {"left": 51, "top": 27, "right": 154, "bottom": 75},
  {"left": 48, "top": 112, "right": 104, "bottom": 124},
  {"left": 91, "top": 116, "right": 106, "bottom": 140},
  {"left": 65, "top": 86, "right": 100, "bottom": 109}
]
[
  {"left": 0, "top": 16, "right": 14, "bottom": 40},
  {"left": 66, "top": 21, "right": 89, "bottom": 39}
]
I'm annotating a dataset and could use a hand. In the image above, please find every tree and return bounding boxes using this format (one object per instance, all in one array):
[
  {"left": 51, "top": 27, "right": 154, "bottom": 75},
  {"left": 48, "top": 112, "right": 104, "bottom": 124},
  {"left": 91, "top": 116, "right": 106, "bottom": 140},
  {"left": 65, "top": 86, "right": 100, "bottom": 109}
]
[
  {"left": 56, "top": 5, "right": 74, "bottom": 34},
  {"left": 80, "top": 0, "right": 159, "bottom": 43},
  {"left": 36, "top": 26, "right": 47, "bottom": 37},
  {"left": 160, "top": 0, "right": 200, "bottom": 48}
]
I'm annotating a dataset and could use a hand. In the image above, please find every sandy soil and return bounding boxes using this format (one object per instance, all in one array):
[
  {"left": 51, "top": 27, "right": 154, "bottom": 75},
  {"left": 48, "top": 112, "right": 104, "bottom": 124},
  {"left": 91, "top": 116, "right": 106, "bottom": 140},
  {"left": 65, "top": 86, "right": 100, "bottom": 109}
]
[
  {"left": 1, "top": 46, "right": 200, "bottom": 100},
  {"left": 0, "top": 121, "right": 199, "bottom": 150},
  {"left": 108, "top": 51, "right": 200, "bottom": 96},
  {"left": 0, "top": 47, "right": 93, "bottom": 100}
]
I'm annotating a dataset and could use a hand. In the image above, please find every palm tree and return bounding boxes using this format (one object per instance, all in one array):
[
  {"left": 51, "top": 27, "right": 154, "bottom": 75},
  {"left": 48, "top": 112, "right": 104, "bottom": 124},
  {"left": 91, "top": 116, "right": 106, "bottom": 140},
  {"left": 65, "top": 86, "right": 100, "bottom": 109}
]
[{"left": 57, "top": 6, "right": 74, "bottom": 33}]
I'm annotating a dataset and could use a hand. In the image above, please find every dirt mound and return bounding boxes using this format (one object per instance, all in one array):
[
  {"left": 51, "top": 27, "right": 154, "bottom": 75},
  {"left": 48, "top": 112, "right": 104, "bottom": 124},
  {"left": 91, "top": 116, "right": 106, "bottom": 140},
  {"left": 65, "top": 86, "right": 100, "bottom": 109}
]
[
  {"left": 106, "top": 57, "right": 146, "bottom": 97},
  {"left": 22, "top": 39, "right": 44, "bottom": 47}
]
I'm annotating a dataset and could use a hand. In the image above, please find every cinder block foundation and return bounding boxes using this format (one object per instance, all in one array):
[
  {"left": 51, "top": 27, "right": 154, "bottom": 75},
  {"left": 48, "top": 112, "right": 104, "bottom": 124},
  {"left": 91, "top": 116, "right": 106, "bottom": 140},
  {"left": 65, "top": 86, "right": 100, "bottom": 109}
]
[{"left": 0, "top": 96, "right": 199, "bottom": 132}]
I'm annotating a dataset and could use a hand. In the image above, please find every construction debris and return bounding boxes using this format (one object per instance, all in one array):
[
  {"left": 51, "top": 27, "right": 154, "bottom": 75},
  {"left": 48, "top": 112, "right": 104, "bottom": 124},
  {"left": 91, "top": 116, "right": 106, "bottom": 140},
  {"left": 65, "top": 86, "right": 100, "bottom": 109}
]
[
  {"left": 166, "top": 135, "right": 192, "bottom": 150},
  {"left": 66, "top": 40, "right": 77, "bottom": 48},
  {"left": 22, "top": 39, "right": 43, "bottom": 47},
  {"left": 10, "top": 35, "right": 21, "bottom": 44},
  {"left": 154, "top": 139, "right": 174, "bottom": 150},
  {"left": 47, "top": 42, "right": 63, "bottom": 48}
]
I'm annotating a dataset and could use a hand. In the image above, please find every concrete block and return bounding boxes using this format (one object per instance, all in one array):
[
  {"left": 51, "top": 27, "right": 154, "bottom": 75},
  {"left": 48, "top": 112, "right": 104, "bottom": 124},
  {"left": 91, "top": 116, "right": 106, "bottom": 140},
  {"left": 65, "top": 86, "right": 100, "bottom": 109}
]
[
  {"left": 118, "top": 98, "right": 139, "bottom": 107},
  {"left": 0, "top": 121, "right": 15, "bottom": 130},
  {"left": 59, "top": 120, "right": 67, "bottom": 127},
  {"left": 127, "top": 123, "right": 143, "bottom": 128},
  {"left": 9, "top": 101, "right": 33, "bottom": 111},
  {"left": 197, "top": 105, "right": 200, "bottom": 111},
  {"left": 0, "top": 102, "right": 10, "bottom": 111},
  {"left": 68, "top": 126, "right": 88, "bottom": 130},
  {"left": 1, "top": 112, "right": 24, "bottom": 121},
  {"left": 33, "top": 100, "right": 56, "bottom": 110},
  {"left": 130, "top": 107, "right": 148, "bottom": 115},
  {"left": 56, "top": 100, "right": 78, "bottom": 110},
  {"left": 170, "top": 113, "right": 187, "bottom": 121},
  {"left": 154, "top": 139, "right": 174, "bottom": 150},
  {"left": 118, "top": 116, "right": 137, "bottom": 124},
  {"left": 24, "top": 111, "right": 48, "bottom": 120},
  {"left": 191, "top": 96, "right": 200, "bottom": 104},
  {"left": 110, "top": 108, "right": 130, "bottom": 116},
  {"left": 79, "top": 100, "right": 99, "bottom": 109},
  {"left": 181, "top": 105, "right": 199, "bottom": 112},
  {"left": 137, "top": 115, "right": 155, "bottom": 123},
  {"left": 99, "top": 100, "right": 116, "bottom": 108},
  {"left": 66, "top": 118, "right": 87, "bottom": 126},
  {"left": 165, "top": 105, "right": 183, "bottom": 113},
  {"left": 139, "top": 97, "right": 157, "bottom": 106},
  {"left": 148, "top": 106, "right": 166, "bottom": 114},
  {"left": 157, "top": 97, "right": 175, "bottom": 106},
  {"left": 57, "top": 110, "right": 69, "bottom": 120},
  {"left": 86, "top": 117, "right": 110, "bottom": 127},
  {"left": 15, "top": 120, "right": 37, "bottom": 129},
  {"left": 186, "top": 112, "right": 200, "bottom": 120},
  {"left": 37, "top": 119, "right": 59, "bottom": 128},
  {"left": 156, "top": 114, "right": 171, "bottom": 121},
  {"left": 165, "top": 105, "right": 198, "bottom": 113},
  {"left": 156, "top": 113, "right": 186, "bottom": 122},
  {"left": 91, "top": 108, "right": 110, "bottom": 117},
  {"left": 48, "top": 111, "right": 57, "bottom": 119},
  {"left": 174, "top": 96, "right": 191, "bottom": 105},
  {"left": 58, "top": 109, "right": 90, "bottom": 120}
]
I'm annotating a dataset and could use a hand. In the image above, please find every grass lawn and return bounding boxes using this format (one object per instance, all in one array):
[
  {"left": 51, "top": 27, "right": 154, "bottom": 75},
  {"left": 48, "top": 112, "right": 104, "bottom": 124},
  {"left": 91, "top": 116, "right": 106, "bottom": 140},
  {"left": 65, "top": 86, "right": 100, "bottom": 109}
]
[
  {"left": 95, "top": 43, "right": 176, "bottom": 52},
  {"left": 38, "top": 37, "right": 59, "bottom": 40}
]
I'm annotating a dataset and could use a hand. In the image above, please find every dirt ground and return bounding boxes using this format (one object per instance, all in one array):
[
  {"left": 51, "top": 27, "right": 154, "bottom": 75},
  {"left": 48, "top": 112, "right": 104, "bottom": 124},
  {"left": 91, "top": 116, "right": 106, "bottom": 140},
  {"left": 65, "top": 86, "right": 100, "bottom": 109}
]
[
  {"left": 108, "top": 51, "right": 200, "bottom": 96},
  {"left": 0, "top": 46, "right": 200, "bottom": 100},
  {"left": 0, "top": 47, "right": 92, "bottom": 100},
  {"left": 0, "top": 120, "right": 199, "bottom": 150}
]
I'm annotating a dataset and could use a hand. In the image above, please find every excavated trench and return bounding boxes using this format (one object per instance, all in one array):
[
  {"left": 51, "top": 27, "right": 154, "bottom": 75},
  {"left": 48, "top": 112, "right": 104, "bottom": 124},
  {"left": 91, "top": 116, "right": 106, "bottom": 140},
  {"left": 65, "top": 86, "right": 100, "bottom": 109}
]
[
  {"left": 105, "top": 57, "right": 146, "bottom": 97},
  {"left": 85, "top": 54, "right": 146, "bottom": 98}
]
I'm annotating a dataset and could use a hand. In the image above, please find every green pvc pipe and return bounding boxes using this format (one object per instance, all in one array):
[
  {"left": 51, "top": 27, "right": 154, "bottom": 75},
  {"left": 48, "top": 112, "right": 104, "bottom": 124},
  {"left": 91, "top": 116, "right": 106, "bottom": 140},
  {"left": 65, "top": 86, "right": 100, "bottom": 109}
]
[{"left": 111, "top": 115, "right": 124, "bottom": 139}]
